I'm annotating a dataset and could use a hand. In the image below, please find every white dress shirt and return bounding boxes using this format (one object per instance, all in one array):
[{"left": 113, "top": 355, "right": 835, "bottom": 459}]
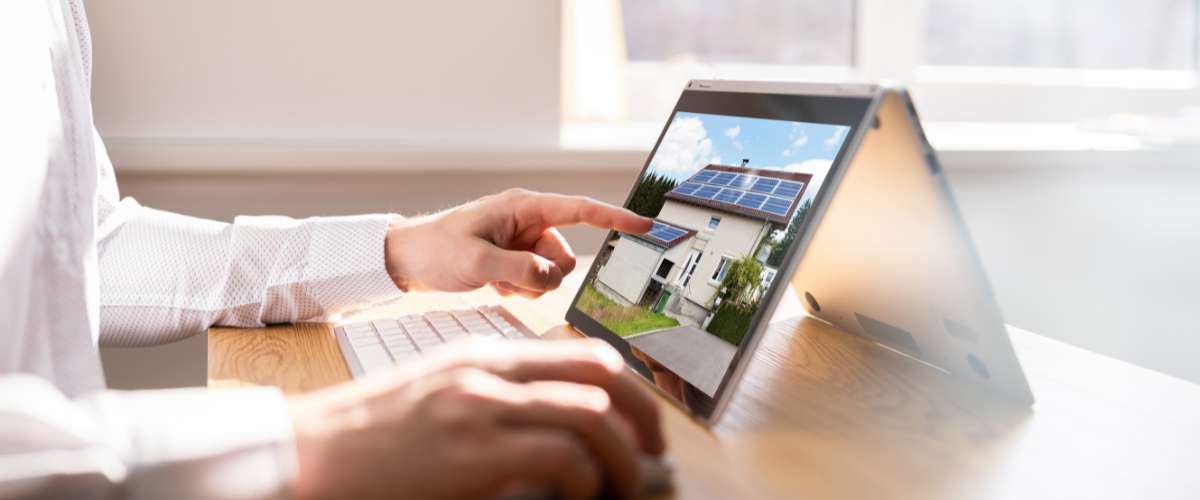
[{"left": 0, "top": 2, "right": 402, "bottom": 498}]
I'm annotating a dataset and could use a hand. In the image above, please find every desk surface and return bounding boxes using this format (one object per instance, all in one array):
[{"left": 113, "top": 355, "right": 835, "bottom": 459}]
[{"left": 210, "top": 256, "right": 1200, "bottom": 500}]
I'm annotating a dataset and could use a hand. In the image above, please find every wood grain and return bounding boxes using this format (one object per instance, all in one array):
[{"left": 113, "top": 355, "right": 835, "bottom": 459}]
[
  {"left": 208, "top": 322, "right": 350, "bottom": 393},
  {"left": 209, "top": 256, "right": 1200, "bottom": 499}
]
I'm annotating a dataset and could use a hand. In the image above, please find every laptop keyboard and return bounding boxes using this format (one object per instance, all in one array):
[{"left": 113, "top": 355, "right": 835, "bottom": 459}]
[
  {"left": 336, "top": 305, "right": 678, "bottom": 494},
  {"left": 335, "top": 305, "right": 533, "bottom": 377}
]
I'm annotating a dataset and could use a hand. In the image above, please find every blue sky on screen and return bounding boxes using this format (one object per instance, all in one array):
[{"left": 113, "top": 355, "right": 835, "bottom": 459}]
[{"left": 646, "top": 112, "right": 850, "bottom": 205}]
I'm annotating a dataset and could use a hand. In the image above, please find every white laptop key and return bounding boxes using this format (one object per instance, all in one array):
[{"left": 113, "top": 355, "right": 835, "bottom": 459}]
[{"left": 352, "top": 343, "right": 394, "bottom": 374}]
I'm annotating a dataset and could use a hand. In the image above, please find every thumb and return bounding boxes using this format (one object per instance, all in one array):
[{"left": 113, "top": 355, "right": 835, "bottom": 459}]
[{"left": 484, "top": 247, "right": 566, "bottom": 292}]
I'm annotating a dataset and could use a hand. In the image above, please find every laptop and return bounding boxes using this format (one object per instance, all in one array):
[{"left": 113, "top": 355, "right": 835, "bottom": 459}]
[{"left": 335, "top": 80, "right": 1034, "bottom": 431}]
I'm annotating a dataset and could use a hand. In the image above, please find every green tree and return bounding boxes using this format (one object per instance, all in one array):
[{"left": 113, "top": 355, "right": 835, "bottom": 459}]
[
  {"left": 766, "top": 199, "right": 811, "bottom": 267},
  {"left": 717, "top": 254, "right": 764, "bottom": 307},
  {"left": 625, "top": 173, "right": 678, "bottom": 219}
]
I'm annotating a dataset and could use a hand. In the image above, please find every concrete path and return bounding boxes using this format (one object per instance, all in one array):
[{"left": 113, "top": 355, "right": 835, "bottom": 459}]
[{"left": 626, "top": 325, "right": 737, "bottom": 397}]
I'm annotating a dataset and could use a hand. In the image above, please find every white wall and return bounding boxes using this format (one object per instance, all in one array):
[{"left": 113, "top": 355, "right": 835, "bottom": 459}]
[
  {"left": 85, "top": 0, "right": 562, "bottom": 148},
  {"left": 657, "top": 201, "right": 767, "bottom": 307}
]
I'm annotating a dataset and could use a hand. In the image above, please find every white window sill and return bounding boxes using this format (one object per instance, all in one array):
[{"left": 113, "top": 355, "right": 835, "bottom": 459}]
[{"left": 105, "top": 122, "right": 1199, "bottom": 174}]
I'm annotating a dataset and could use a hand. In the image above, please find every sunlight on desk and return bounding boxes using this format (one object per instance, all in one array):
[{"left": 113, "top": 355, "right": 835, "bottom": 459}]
[{"left": 209, "top": 256, "right": 1200, "bottom": 500}]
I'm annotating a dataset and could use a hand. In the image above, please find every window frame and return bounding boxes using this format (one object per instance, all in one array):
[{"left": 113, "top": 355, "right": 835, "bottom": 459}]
[
  {"left": 710, "top": 255, "right": 734, "bottom": 285},
  {"left": 565, "top": 0, "right": 1200, "bottom": 125},
  {"left": 707, "top": 216, "right": 721, "bottom": 231},
  {"left": 654, "top": 257, "right": 674, "bottom": 280},
  {"left": 761, "top": 268, "right": 777, "bottom": 289},
  {"left": 678, "top": 249, "right": 702, "bottom": 287}
]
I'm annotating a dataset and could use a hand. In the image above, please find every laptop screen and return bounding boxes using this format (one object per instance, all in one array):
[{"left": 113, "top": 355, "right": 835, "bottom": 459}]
[{"left": 567, "top": 86, "right": 872, "bottom": 418}]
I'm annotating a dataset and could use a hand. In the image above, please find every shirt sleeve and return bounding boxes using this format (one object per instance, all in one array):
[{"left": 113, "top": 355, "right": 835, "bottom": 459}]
[
  {"left": 0, "top": 375, "right": 296, "bottom": 500},
  {"left": 96, "top": 197, "right": 403, "bottom": 347}
]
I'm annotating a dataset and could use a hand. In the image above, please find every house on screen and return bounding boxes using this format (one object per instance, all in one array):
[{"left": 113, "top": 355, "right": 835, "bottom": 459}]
[{"left": 594, "top": 161, "right": 811, "bottom": 326}]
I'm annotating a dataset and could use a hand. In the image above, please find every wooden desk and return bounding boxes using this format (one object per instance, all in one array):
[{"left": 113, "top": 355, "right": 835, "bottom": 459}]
[{"left": 210, "top": 257, "right": 1200, "bottom": 499}]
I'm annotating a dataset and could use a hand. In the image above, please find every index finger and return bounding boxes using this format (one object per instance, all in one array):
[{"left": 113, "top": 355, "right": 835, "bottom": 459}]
[{"left": 517, "top": 192, "right": 653, "bottom": 234}]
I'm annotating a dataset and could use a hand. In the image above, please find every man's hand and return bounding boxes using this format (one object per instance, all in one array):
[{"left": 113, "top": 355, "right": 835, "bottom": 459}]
[
  {"left": 287, "top": 338, "right": 665, "bottom": 500},
  {"left": 384, "top": 189, "right": 653, "bottom": 298}
]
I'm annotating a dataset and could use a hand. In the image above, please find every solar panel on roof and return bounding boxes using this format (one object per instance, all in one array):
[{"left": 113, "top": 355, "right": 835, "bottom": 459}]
[
  {"left": 643, "top": 222, "right": 687, "bottom": 246},
  {"left": 750, "top": 178, "right": 779, "bottom": 193},
  {"left": 731, "top": 174, "right": 753, "bottom": 188},
  {"left": 773, "top": 181, "right": 804, "bottom": 198},
  {"left": 674, "top": 182, "right": 700, "bottom": 195},
  {"left": 657, "top": 227, "right": 685, "bottom": 240},
  {"left": 692, "top": 171, "right": 717, "bottom": 183},
  {"left": 761, "top": 197, "right": 792, "bottom": 216},
  {"left": 710, "top": 172, "right": 736, "bottom": 186},
  {"left": 715, "top": 189, "right": 742, "bottom": 203},
  {"left": 736, "top": 192, "right": 767, "bottom": 209},
  {"left": 693, "top": 185, "right": 721, "bottom": 199}
]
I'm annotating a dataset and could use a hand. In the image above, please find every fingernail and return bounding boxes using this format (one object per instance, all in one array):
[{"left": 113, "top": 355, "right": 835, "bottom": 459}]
[{"left": 594, "top": 343, "right": 625, "bottom": 371}]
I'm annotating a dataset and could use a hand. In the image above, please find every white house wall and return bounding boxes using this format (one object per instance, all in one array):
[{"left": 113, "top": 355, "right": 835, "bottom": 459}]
[
  {"left": 596, "top": 235, "right": 663, "bottom": 304},
  {"left": 656, "top": 201, "right": 770, "bottom": 309}
]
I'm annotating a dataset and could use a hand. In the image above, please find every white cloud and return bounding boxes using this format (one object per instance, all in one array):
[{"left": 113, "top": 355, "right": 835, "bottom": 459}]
[
  {"left": 785, "top": 159, "right": 833, "bottom": 172},
  {"left": 781, "top": 131, "right": 808, "bottom": 157},
  {"left": 724, "top": 125, "right": 741, "bottom": 139},
  {"left": 647, "top": 117, "right": 716, "bottom": 178},
  {"left": 824, "top": 126, "right": 847, "bottom": 147}
]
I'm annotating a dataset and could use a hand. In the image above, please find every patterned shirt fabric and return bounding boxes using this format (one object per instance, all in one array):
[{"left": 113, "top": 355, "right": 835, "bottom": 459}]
[{"left": 0, "top": 1, "right": 402, "bottom": 498}]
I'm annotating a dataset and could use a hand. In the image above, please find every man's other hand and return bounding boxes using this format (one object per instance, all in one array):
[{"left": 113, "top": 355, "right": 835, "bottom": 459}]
[
  {"left": 287, "top": 338, "right": 665, "bottom": 500},
  {"left": 384, "top": 189, "right": 653, "bottom": 298}
]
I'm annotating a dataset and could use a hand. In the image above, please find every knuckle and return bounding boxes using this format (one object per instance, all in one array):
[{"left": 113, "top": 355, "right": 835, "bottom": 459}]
[
  {"left": 431, "top": 367, "right": 486, "bottom": 400},
  {"left": 501, "top": 187, "right": 530, "bottom": 201},
  {"left": 423, "top": 369, "right": 497, "bottom": 427},
  {"left": 540, "top": 436, "right": 582, "bottom": 466},
  {"left": 527, "top": 261, "right": 552, "bottom": 288},
  {"left": 587, "top": 385, "right": 614, "bottom": 409}
]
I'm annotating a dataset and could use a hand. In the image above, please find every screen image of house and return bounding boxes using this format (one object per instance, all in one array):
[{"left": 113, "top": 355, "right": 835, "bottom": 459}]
[{"left": 584, "top": 163, "right": 811, "bottom": 395}]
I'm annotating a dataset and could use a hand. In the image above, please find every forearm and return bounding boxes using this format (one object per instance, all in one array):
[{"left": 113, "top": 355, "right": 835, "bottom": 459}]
[{"left": 97, "top": 198, "right": 402, "bottom": 347}]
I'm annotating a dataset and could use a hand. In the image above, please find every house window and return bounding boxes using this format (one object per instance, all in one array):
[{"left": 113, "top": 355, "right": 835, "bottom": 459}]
[
  {"left": 711, "top": 256, "right": 734, "bottom": 284},
  {"left": 655, "top": 258, "right": 674, "bottom": 279},
  {"left": 761, "top": 269, "right": 777, "bottom": 289},
  {"left": 707, "top": 216, "right": 721, "bottom": 231},
  {"left": 678, "top": 249, "right": 702, "bottom": 287}
]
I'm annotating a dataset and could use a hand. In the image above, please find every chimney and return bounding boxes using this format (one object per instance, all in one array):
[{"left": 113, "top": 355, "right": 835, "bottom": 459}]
[{"left": 741, "top": 159, "right": 750, "bottom": 167}]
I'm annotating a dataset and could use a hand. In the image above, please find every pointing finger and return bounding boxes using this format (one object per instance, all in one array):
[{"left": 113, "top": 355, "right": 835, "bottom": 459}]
[{"left": 514, "top": 192, "right": 652, "bottom": 234}]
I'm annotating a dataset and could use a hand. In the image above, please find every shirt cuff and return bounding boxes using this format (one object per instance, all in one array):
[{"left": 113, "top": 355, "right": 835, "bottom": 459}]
[
  {"left": 300, "top": 213, "right": 404, "bottom": 314},
  {"left": 84, "top": 386, "right": 297, "bottom": 500}
]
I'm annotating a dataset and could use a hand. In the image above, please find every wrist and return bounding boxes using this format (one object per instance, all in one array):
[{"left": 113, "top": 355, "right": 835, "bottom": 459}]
[{"left": 384, "top": 215, "right": 417, "bottom": 292}]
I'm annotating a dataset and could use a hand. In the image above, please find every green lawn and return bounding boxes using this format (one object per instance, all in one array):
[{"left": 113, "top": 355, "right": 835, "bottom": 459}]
[{"left": 577, "top": 283, "right": 679, "bottom": 337}]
